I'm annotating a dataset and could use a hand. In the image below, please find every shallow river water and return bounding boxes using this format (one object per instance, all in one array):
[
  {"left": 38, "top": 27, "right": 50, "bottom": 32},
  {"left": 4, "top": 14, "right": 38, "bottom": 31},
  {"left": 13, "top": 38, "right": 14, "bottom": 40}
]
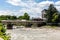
[{"left": 6, "top": 28, "right": 60, "bottom": 40}]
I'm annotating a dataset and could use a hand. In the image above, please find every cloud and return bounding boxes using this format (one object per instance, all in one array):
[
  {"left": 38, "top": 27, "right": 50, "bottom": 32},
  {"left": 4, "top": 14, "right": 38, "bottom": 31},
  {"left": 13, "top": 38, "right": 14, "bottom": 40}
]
[
  {"left": 0, "top": 10, "right": 12, "bottom": 15},
  {"left": 6, "top": 0, "right": 35, "bottom": 7},
  {"left": 55, "top": 1, "right": 60, "bottom": 11},
  {"left": 4, "top": 0, "right": 60, "bottom": 18},
  {"left": 37, "top": 1, "right": 54, "bottom": 8},
  {"left": 0, "top": 10, "right": 19, "bottom": 16},
  {"left": 55, "top": 1, "right": 60, "bottom": 6}
]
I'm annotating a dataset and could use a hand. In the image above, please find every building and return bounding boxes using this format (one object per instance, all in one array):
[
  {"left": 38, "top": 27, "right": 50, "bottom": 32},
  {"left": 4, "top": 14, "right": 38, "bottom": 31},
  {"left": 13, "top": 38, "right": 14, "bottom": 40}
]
[{"left": 42, "top": 9, "right": 47, "bottom": 21}]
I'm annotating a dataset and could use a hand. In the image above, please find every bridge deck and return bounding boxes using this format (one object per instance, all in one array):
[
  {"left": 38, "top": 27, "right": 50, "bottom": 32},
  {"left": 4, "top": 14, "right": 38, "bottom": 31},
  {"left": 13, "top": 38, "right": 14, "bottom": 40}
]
[{"left": 1, "top": 20, "right": 45, "bottom": 24}]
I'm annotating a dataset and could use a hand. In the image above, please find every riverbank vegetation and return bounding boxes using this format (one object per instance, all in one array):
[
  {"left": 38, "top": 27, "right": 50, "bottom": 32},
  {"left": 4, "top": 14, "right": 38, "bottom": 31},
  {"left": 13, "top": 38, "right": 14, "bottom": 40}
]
[
  {"left": 0, "top": 12, "right": 30, "bottom": 21},
  {"left": 0, "top": 23, "right": 10, "bottom": 40},
  {"left": 44, "top": 4, "right": 60, "bottom": 26}
]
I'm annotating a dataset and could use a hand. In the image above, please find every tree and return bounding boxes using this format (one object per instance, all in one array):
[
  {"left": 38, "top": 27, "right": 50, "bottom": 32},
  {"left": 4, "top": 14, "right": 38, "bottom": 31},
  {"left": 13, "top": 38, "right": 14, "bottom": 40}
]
[
  {"left": 46, "top": 4, "right": 58, "bottom": 23},
  {"left": 18, "top": 16, "right": 24, "bottom": 20},
  {"left": 0, "top": 15, "right": 17, "bottom": 20},
  {"left": 24, "top": 13, "right": 30, "bottom": 20},
  {"left": 10, "top": 16, "right": 17, "bottom": 20},
  {"left": 52, "top": 13, "right": 59, "bottom": 23},
  {"left": 58, "top": 14, "right": 60, "bottom": 22},
  {"left": 18, "top": 13, "right": 30, "bottom": 20}
]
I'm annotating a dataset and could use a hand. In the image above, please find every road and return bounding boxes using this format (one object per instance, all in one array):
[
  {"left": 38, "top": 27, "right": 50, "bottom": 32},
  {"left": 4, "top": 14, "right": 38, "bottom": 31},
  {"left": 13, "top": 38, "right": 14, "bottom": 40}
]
[{"left": 6, "top": 28, "right": 60, "bottom": 40}]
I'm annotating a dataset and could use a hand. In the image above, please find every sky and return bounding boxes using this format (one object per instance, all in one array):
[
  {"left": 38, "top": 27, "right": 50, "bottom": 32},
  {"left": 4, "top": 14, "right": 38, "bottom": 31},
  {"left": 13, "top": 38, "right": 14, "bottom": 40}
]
[{"left": 0, "top": 0, "right": 60, "bottom": 18}]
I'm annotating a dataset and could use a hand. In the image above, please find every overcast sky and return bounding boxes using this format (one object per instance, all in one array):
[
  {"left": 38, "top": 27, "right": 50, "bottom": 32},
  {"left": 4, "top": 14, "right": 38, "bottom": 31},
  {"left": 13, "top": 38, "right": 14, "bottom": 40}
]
[{"left": 0, "top": 0, "right": 60, "bottom": 18}]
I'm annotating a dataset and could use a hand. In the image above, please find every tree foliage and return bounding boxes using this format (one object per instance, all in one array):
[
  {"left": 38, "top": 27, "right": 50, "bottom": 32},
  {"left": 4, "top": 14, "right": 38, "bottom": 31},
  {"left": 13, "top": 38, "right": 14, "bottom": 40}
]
[
  {"left": 0, "top": 23, "right": 10, "bottom": 40},
  {"left": 0, "top": 15, "right": 17, "bottom": 20},
  {"left": 18, "top": 13, "right": 30, "bottom": 20},
  {"left": 0, "top": 13, "right": 30, "bottom": 20},
  {"left": 45, "top": 4, "right": 59, "bottom": 23},
  {"left": 52, "top": 13, "right": 59, "bottom": 23}
]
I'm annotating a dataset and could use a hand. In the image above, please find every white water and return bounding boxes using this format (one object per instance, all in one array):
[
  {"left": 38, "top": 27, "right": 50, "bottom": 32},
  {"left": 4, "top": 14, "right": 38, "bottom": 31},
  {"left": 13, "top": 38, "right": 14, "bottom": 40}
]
[{"left": 6, "top": 28, "right": 60, "bottom": 40}]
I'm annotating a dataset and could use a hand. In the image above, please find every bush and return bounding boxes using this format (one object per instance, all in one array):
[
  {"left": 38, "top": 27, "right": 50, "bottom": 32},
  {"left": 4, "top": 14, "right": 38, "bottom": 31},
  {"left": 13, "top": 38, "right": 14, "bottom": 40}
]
[
  {"left": 1, "top": 27, "right": 6, "bottom": 33},
  {"left": 0, "top": 23, "right": 10, "bottom": 40}
]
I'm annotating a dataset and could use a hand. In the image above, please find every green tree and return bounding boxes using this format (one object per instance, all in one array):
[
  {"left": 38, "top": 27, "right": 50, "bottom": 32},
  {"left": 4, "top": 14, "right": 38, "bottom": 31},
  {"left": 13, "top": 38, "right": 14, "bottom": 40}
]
[
  {"left": 18, "top": 16, "right": 24, "bottom": 20},
  {"left": 46, "top": 4, "right": 58, "bottom": 23},
  {"left": 24, "top": 13, "right": 30, "bottom": 20},
  {"left": 18, "top": 13, "right": 30, "bottom": 20},
  {"left": 58, "top": 14, "right": 60, "bottom": 22},
  {"left": 52, "top": 13, "right": 59, "bottom": 23},
  {"left": 10, "top": 16, "right": 17, "bottom": 20},
  {"left": 0, "top": 15, "right": 17, "bottom": 20}
]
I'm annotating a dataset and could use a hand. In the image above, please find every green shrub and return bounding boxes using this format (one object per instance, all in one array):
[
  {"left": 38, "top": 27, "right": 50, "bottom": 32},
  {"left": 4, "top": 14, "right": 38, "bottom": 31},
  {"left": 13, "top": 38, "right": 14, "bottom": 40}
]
[
  {"left": 1, "top": 27, "right": 6, "bottom": 33},
  {"left": 0, "top": 23, "right": 10, "bottom": 40}
]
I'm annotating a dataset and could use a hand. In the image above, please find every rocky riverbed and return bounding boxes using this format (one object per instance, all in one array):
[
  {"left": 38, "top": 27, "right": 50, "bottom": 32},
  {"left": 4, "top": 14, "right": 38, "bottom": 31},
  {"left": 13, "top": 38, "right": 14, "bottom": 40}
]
[{"left": 6, "top": 28, "right": 60, "bottom": 40}]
